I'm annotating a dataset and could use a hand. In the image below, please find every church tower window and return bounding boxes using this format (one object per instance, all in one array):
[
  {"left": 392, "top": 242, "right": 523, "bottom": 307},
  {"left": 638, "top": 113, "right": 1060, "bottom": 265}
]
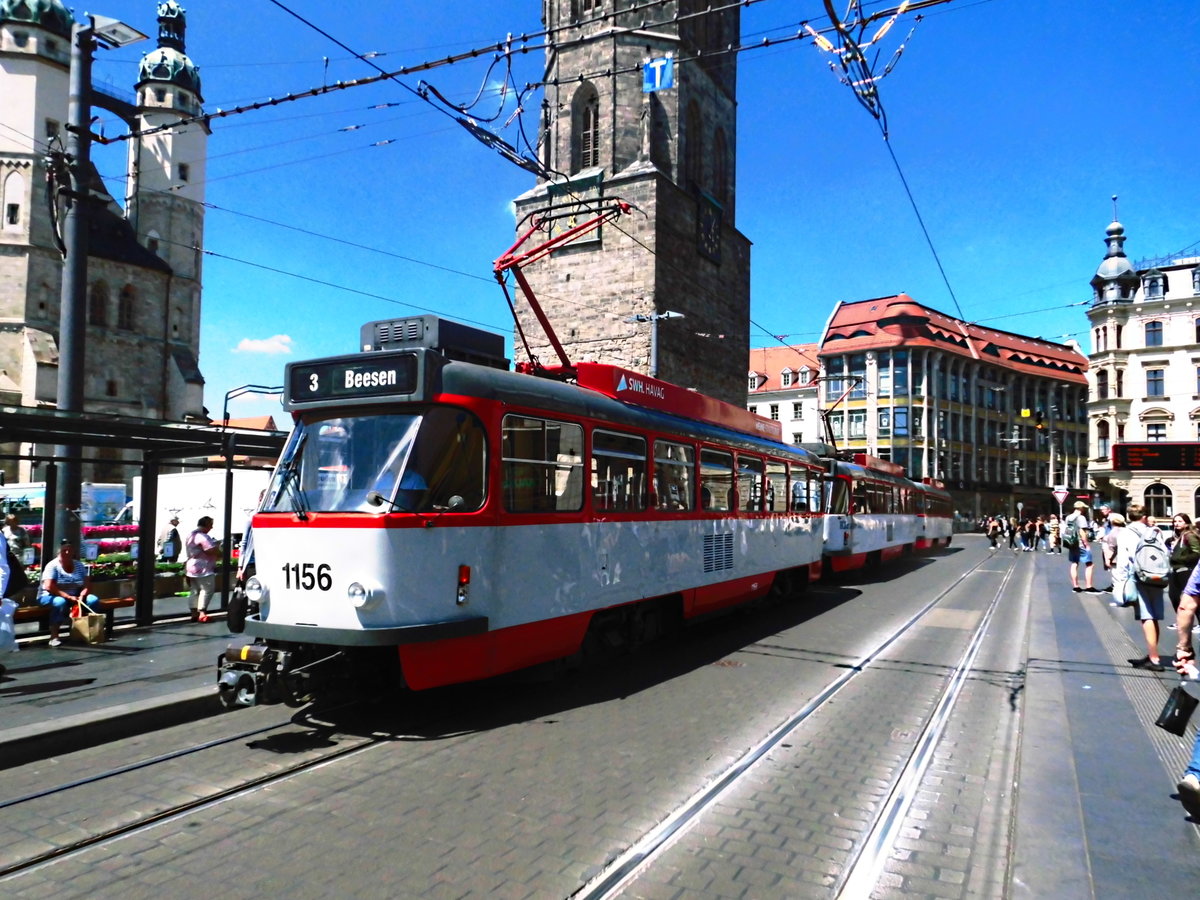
[
  {"left": 88, "top": 282, "right": 109, "bottom": 326},
  {"left": 684, "top": 101, "right": 702, "bottom": 190},
  {"left": 3, "top": 171, "right": 24, "bottom": 230},
  {"left": 713, "top": 128, "right": 729, "bottom": 208},
  {"left": 118, "top": 285, "right": 136, "bottom": 330},
  {"left": 571, "top": 84, "right": 600, "bottom": 172}
]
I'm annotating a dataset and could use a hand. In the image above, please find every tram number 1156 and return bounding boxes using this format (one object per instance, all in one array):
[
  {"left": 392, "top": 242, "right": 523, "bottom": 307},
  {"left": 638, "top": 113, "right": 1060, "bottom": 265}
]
[{"left": 282, "top": 562, "right": 333, "bottom": 591}]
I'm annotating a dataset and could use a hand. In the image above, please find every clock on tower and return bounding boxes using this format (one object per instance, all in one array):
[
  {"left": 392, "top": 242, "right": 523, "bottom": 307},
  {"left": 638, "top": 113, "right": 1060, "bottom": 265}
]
[{"left": 697, "top": 194, "right": 722, "bottom": 263}]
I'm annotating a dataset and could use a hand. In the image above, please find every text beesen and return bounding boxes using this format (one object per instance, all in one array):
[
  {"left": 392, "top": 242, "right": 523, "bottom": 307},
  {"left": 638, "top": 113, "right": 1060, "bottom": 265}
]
[{"left": 345, "top": 368, "right": 398, "bottom": 389}]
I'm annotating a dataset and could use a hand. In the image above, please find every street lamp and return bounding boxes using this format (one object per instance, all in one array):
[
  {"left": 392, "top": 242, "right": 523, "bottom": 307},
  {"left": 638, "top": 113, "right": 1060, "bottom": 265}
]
[
  {"left": 54, "top": 14, "right": 147, "bottom": 549},
  {"left": 624, "top": 310, "right": 684, "bottom": 378}
]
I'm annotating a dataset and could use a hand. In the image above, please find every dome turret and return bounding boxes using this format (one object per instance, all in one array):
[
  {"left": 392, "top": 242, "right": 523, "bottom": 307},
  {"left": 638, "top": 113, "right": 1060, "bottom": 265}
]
[
  {"left": 136, "top": 2, "right": 202, "bottom": 100},
  {"left": 0, "top": 0, "right": 74, "bottom": 39},
  {"left": 1090, "top": 217, "right": 1138, "bottom": 305}
]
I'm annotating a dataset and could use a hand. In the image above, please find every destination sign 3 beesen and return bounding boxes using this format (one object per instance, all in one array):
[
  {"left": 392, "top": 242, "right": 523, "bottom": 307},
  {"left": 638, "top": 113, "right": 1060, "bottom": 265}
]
[{"left": 287, "top": 352, "right": 419, "bottom": 404}]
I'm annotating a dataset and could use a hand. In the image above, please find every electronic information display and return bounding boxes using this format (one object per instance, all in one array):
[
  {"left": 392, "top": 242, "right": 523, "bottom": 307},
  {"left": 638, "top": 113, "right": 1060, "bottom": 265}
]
[
  {"left": 287, "top": 351, "right": 419, "bottom": 406},
  {"left": 1111, "top": 442, "right": 1200, "bottom": 471}
]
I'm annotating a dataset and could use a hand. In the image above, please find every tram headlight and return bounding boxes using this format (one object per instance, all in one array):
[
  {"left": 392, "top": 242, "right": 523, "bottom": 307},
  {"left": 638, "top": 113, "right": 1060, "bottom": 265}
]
[
  {"left": 244, "top": 577, "right": 265, "bottom": 604},
  {"left": 348, "top": 581, "right": 378, "bottom": 609}
]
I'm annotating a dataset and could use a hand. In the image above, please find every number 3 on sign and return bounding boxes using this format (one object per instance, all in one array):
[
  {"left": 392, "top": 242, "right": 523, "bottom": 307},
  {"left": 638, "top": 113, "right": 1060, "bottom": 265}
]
[
  {"left": 309, "top": 373, "right": 319, "bottom": 392},
  {"left": 283, "top": 562, "right": 332, "bottom": 591}
]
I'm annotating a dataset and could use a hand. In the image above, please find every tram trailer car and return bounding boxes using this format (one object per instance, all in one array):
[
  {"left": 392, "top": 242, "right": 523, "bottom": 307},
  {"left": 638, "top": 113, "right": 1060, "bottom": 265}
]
[
  {"left": 813, "top": 452, "right": 953, "bottom": 575},
  {"left": 218, "top": 317, "right": 828, "bottom": 707}
]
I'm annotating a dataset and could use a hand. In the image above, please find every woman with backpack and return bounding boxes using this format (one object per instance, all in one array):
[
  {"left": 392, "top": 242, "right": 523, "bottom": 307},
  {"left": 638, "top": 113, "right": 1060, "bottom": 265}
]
[{"left": 1167, "top": 514, "right": 1200, "bottom": 627}]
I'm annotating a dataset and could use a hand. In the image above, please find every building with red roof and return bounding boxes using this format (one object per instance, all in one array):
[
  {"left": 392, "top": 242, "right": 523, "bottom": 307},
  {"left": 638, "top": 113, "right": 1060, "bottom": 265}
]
[
  {"left": 815, "top": 293, "right": 1089, "bottom": 518},
  {"left": 746, "top": 344, "right": 821, "bottom": 446}
]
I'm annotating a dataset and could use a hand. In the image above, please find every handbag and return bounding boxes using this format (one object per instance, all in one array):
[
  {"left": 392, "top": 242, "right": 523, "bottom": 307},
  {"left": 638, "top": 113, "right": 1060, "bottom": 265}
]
[
  {"left": 1155, "top": 684, "right": 1199, "bottom": 736},
  {"left": 68, "top": 599, "right": 107, "bottom": 645}
]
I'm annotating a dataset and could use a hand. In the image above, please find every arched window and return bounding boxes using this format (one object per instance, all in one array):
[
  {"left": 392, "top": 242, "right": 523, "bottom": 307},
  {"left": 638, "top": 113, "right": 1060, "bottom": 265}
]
[
  {"left": 1145, "top": 320, "right": 1163, "bottom": 347},
  {"left": 3, "top": 170, "right": 25, "bottom": 230},
  {"left": 571, "top": 83, "right": 600, "bottom": 173},
  {"left": 1144, "top": 483, "right": 1172, "bottom": 520},
  {"left": 146, "top": 229, "right": 161, "bottom": 255},
  {"left": 1193, "top": 486, "right": 1200, "bottom": 518},
  {"left": 1096, "top": 369, "right": 1108, "bottom": 400},
  {"left": 88, "top": 281, "right": 109, "bottom": 326},
  {"left": 684, "top": 101, "right": 702, "bottom": 190},
  {"left": 118, "top": 284, "right": 136, "bottom": 330},
  {"left": 1096, "top": 419, "right": 1110, "bottom": 460}
]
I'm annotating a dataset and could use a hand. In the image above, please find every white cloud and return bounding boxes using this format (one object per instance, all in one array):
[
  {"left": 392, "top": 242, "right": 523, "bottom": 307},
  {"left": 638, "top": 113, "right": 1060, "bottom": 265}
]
[{"left": 234, "top": 334, "right": 293, "bottom": 355}]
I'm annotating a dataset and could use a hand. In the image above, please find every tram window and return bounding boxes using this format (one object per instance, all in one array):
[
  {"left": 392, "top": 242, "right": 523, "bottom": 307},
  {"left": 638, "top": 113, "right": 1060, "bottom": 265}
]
[
  {"left": 654, "top": 440, "right": 695, "bottom": 511},
  {"left": 737, "top": 454, "right": 765, "bottom": 511},
  {"left": 790, "top": 467, "right": 818, "bottom": 513},
  {"left": 592, "top": 430, "right": 647, "bottom": 512},
  {"left": 852, "top": 479, "right": 869, "bottom": 513},
  {"left": 766, "top": 460, "right": 788, "bottom": 512},
  {"left": 827, "top": 477, "right": 850, "bottom": 515},
  {"left": 405, "top": 407, "right": 487, "bottom": 511},
  {"left": 502, "top": 415, "right": 584, "bottom": 513},
  {"left": 699, "top": 448, "right": 734, "bottom": 512}
]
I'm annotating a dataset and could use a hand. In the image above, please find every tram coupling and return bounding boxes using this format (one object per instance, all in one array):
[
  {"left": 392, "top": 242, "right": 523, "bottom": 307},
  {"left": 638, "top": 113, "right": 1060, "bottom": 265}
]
[{"left": 217, "top": 641, "right": 338, "bottom": 709}]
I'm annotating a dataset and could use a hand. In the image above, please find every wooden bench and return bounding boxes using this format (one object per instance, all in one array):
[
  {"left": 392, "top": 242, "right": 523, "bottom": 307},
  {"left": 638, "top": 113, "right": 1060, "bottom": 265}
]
[{"left": 12, "top": 596, "right": 136, "bottom": 639}]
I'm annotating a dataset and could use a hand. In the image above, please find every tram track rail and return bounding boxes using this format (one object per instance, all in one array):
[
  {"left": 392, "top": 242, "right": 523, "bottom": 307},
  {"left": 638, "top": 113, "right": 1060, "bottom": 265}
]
[
  {"left": 575, "top": 549, "right": 1015, "bottom": 900},
  {"left": 0, "top": 700, "right": 385, "bottom": 881}
]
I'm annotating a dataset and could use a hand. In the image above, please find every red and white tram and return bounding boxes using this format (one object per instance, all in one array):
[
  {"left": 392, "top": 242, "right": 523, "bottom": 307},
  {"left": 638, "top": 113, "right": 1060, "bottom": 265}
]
[
  {"left": 818, "top": 453, "right": 953, "bottom": 575},
  {"left": 218, "top": 317, "right": 828, "bottom": 705}
]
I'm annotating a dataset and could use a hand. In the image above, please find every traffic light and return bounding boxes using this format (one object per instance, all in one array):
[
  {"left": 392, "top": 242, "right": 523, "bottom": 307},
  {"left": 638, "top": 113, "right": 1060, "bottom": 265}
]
[{"left": 1035, "top": 410, "right": 1045, "bottom": 430}]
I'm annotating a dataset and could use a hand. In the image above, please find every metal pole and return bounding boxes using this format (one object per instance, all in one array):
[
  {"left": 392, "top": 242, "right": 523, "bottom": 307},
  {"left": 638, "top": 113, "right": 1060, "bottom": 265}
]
[
  {"left": 649, "top": 316, "right": 658, "bottom": 379},
  {"left": 54, "top": 21, "right": 95, "bottom": 552}
]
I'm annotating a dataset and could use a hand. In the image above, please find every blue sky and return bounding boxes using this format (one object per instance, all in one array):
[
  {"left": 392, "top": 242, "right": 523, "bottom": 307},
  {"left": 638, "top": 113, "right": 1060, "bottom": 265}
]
[{"left": 84, "top": 0, "right": 1200, "bottom": 420}]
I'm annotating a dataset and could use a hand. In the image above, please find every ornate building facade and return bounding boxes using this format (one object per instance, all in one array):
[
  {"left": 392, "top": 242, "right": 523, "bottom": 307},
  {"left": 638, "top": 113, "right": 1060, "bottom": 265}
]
[
  {"left": 815, "top": 295, "right": 1089, "bottom": 519},
  {"left": 0, "top": 0, "right": 206, "bottom": 483},
  {"left": 1085, "top": 217, "right": 1200, "bottom": 518},
  {"left": 511, "top": 1, "right": 750, "bottom": 405}
]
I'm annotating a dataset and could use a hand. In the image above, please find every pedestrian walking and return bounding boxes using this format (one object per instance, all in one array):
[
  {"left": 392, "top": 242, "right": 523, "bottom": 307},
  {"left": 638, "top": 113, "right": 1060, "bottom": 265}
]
[
  {"left": 1007, "top": 515, "right": 1018, "bottom": 550},
  {"left": 1063, "top": 501, "right": 1095, "bottom": 592},
  {"left": 1104, "top": 514, "right": 1127, "bottom": 603},
  {"left": 1022, "top": 518, "right": 1036, "bottom": 551},
  {"left": 156, "top": 516, "right": 182, "bottom": 563},
  {"left": 1166, "top": 514, "right": 1200, "bottom": 629},
  {"left": 1174, "top": 557, "right": 1199, "bottom": 676},
  {"left": 1047, "top": 513, "right": 1062, "bottom": 553},
  {"left": 986, "top": 516, "right": 1001, "bottom": 549},
  {"left": 1115, "top": 504, "right": 1167, "bottom": 671},
  {"left": 1036, "top": 515, "right": 1049, "bottom": 551},
  {"left": 1094, "top": 504, "right": 1113, "bottom": 588},
  {"left": 184, "top": 516, "right": 219, "bottom": 623}
]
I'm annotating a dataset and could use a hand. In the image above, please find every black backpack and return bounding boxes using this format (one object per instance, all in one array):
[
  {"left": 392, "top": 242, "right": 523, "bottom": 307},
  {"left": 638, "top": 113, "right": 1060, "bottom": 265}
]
[{"left": 4, "top": 547, "right": 29, "bottom": 598}]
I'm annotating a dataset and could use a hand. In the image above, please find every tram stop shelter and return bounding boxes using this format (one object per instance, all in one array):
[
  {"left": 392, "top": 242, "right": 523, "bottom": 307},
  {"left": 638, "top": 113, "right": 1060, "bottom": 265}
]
[{"left": 0, "top": 406, "right": 287, "bottom": 625}]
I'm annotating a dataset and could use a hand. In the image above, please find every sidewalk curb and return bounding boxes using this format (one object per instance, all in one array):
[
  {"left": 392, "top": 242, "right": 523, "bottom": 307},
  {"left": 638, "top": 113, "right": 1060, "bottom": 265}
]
[{"left": 0, "top": 685, "right": 228, "bottom": 771}]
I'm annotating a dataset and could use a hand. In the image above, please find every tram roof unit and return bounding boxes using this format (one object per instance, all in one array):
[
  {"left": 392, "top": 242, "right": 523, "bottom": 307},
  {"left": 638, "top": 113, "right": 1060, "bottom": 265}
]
[
  {"left": 296, "top": 315, "right": 785, "bottom": 446},
  {"left": 284, "top": 344, "right": 816, "bottom": 468}
]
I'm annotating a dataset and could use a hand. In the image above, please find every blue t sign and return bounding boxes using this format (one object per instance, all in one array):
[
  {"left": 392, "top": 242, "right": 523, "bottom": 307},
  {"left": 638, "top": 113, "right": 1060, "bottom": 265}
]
[{"left": 643, "top": 56, "right": 674, "bottom": 93}]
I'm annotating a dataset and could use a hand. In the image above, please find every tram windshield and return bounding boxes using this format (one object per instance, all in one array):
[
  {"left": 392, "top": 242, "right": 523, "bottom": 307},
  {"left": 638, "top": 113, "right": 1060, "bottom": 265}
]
[{"left": 263, "top": 406, "right": 487, "bottom": 514}]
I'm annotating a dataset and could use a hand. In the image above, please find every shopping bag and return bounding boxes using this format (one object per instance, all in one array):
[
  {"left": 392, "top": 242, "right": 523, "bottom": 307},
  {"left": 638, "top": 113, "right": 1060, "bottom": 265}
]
[
  {"left": 68, "top": 600, "right": 107, "bottom": 645},
  {"left": 0, "top": 598, "right": 18, "bottom": 653},
  {"left": 1154, "top": 684, "right": 1199, "bottom": 736}
]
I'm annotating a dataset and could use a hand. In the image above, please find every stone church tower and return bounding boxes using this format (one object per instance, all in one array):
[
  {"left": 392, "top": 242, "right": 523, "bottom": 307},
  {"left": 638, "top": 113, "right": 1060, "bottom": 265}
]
[
  {"left": 512, "top": 0, "right": 750, "bottom": 405},
  {"left": 0, "top": 0, "right": 207, "bottom": 483}
]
